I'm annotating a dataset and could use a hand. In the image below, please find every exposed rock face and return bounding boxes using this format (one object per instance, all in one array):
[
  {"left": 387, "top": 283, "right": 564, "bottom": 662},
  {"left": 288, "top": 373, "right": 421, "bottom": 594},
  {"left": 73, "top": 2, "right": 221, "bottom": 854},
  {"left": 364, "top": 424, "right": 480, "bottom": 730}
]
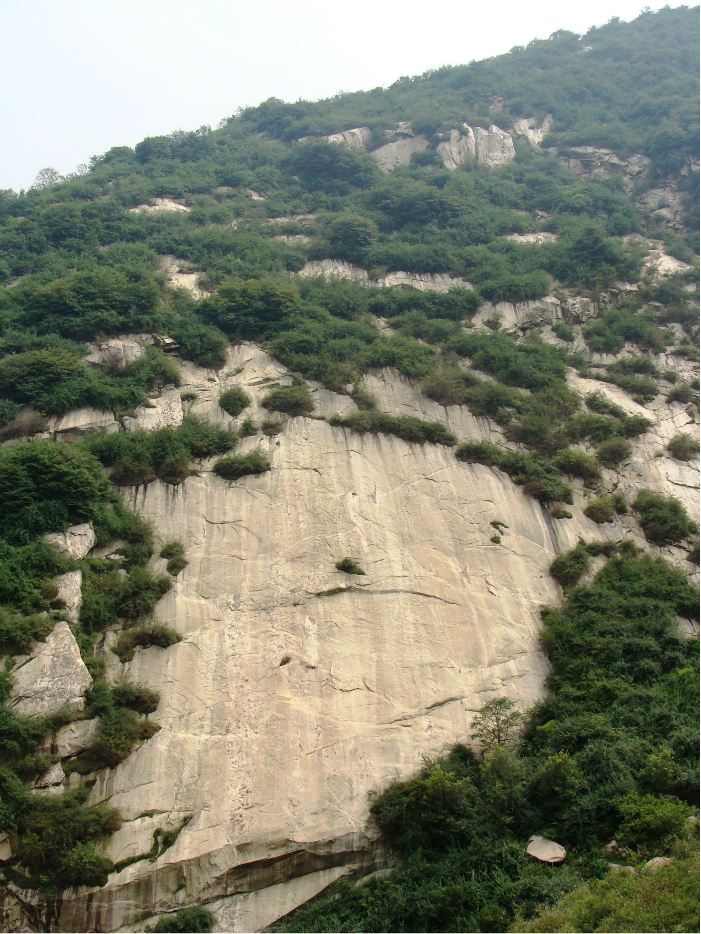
[
  {"left": 325, "top": 127, "right": 372, "bottom": 152},
  {"left": 44, "top": 522, "right": 96, "bottom": 561},
  {"left": 84, "top": 335, "right": 149, "bottom": 369},
  {"left": 436, "top": 127, "right": 476, "bottom": 170},
  {"left": 473, "top": 296, "right": 563, "bottom": 333},
  {"left": 474, "top": 125, "right": 515, "bottom": 166},
  {"left": 40, "top": 717, "right": 100, "bottom": 759},
  {"left": 8, "top": 622, "right": 92, "bottom": 718},
  {"left": 527, "top": 835, "right": 566, "bottom": 864},
  {"left": 128, "top": 199, "right": 190, "bottom": 215},
  {"left": 512, "top": 115, "right": 553, "bottom": 149},
  {"left": 559, "top": 147, "right": 650, "bottom": 192},
  {"left": 55, "top": 570, "right": 83, "bottom": 624},
  {"left": 124, "top": 387, "right": 184, "bottom": 432},
  {"left": 160, "top": 255, "right": 210, "bottom": 300},
  {"left": 371, "top": 135, "right": 429, "bottom": 172},
  {"left": 504, "top": 232, "right": 558, "bottom": 245},
  {"left": 297, "top": 260, "right": 472, "bottom": 292},
  {"left": 46, "top": 407, "right": 120, "bottom": 440}
]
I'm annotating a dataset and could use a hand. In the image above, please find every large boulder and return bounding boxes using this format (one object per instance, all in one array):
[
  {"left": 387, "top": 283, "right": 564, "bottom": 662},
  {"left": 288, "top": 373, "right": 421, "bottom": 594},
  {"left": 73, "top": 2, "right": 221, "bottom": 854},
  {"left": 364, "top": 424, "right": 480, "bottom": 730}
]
[
  {"left": 527, "top": 835, "right": 567, "bottom": 864},
  {"left": 55, "top": 570, "right": 83, "bottom": 624},
  {"left": 8, "top": 621, "right": 92, "bottom": 718},
  {"left": 372, "top": 136, "right": 429, "bottom": 172},
  {"left": 437, "top": 127, "right": 476, "bottom": 170},
  {"left": 475, "top": 125, "right": 515, "bottom": 166},
  {"left": 40, "top": 717, "right": 100, "bottom": 759},
  {"left": 44, "top": 522, "right": 96, "bottom": 561},
  {"left": 325, "top": 127, "right": 372, "bottom": 153}
]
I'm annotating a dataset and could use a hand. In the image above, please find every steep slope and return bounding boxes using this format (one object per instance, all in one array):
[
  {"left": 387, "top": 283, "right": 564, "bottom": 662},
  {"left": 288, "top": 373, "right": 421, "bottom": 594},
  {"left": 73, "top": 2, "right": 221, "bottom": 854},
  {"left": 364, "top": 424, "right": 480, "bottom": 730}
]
[{"left": 0, "top": 6, "right": 698, "bottom": 933}]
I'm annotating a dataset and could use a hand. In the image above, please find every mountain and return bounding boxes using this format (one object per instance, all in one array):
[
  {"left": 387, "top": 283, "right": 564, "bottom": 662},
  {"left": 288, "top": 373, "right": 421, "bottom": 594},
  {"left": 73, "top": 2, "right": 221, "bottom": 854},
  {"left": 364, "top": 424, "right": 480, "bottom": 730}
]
[{"left": 0, "top": 6, "right": 698, "bottom": 933}]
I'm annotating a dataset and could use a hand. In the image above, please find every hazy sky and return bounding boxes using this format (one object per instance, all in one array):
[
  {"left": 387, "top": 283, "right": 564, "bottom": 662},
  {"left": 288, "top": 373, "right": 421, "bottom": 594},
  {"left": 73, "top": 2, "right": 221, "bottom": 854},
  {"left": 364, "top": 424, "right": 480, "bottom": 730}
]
[{"left": 1, "top": 0, "right": 668, "bottom": 191}]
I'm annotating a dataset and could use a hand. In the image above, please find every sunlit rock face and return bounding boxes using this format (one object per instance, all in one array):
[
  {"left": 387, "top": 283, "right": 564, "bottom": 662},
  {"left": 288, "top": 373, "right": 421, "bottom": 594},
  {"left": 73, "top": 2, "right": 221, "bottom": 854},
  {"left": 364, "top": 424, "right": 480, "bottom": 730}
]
[{"left": 14, "top": 343, "right": 697, "bottom": 932}]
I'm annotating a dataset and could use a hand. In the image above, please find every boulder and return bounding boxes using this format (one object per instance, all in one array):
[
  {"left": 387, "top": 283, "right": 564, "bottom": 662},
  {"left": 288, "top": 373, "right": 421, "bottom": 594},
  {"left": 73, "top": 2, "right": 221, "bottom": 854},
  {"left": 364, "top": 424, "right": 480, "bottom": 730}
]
[
  {"left": 527, "top": 835, "right": 566, "bottom": 864},
  {"left": 55, "top": 570, "right": 83, "bottom": 624},
  {"left": 40, "top": 717, "right": 100, "bottom": 759},
  {"left": 512, "top": 115, "right": 553, "bottom": 150},
  {"left": 128, "top": 198, "right": 190, "bottom": 214},
  {"left": 123, "top": 387, "right": 183, "bottom": 432},
  {"left": 8, "top": 621, "right": 92, "bottom": 718},
  {"left": 48, "top": 407, "right": 120, "bottom": 440},
  {"left": 44, "top": 522, "right": 96, "bottom": 561},
  {"left": 34, "top": 762, "right": 65, "bottom": 788},
  {"left": 84, "top": 336, "right": 150, "bottom": 369}
]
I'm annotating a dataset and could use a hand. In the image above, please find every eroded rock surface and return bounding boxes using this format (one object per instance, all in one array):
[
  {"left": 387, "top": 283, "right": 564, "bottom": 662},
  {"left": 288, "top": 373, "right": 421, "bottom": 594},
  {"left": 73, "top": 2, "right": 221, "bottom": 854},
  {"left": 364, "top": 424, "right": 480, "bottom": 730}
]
[
  {"left": 297, "top": 260, "right": 472, "bottom": 292},
  {"left": 9, "top": 622, "right": 92, "bottom": 718},
  {"left": 45, "top": 523, "right": 96, "bottom": 561},
  {"left": 372, "top": 135, "right": 429, "bottom": 171}
]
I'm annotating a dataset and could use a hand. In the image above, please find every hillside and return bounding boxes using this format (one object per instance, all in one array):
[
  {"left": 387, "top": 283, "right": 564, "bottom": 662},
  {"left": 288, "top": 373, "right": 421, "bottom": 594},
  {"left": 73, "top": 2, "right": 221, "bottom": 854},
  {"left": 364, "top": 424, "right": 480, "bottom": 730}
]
[{"left": 0, "top": 6, "right": 698, "bottom": 933}]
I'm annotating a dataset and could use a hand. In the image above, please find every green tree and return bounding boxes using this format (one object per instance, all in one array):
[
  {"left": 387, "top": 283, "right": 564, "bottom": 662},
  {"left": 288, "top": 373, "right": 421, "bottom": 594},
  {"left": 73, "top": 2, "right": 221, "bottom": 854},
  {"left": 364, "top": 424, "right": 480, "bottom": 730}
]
[{"left": 471, "top": 698, "right": 523, "bottom": 753}]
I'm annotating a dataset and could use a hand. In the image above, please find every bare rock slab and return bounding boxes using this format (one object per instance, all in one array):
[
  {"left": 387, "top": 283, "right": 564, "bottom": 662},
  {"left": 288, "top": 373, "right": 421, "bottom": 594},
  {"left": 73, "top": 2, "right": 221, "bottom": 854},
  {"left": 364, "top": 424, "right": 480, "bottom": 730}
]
[
  {"left": 44, "top": 522, "right": 95, "bottom": 561},
  {"left": 55, "top": 570, "right": 82, "bottom": 624},
  {"left": 527, "top": 835, "right": 567, "bottom": 864},
  {"left": 9, "top": 621, "right": 92, "bottom": 718}
]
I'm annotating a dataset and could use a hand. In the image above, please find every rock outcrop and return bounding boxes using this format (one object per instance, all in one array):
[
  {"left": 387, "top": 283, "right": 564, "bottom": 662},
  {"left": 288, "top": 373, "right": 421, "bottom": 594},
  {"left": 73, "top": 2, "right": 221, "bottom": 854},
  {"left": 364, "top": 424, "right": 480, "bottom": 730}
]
[
  {"left": 55, "top": 570, "right": 83, "bottom": 624},
  {"left": 436, "top": 127, "right": 476, "bottom": 170},
  {"left": 511, "top": 115, "right": 553, "bottom": 149},
  {"left": 436, "top": 124, "right": 515, "bottom": 169},
  {"left": 8, "top": 621, "right": 92, "bottom": 718},
  {"left": 527, "top": 835, "right": 566, "bottom": 864},
  {"left": 297, "top": 260, "right": 473, "bottom": 292},
  {"left": 372, "top": 135, "right": 429, "bottom": 172},
  {"left": 325, "top": 127, "right": 372, "bottom": 152},
  {"left": 128, "top": 199, "right": 190, "bottom": 215},
  {"left": 558, "top": 147, "right": 650, "bottom": 192},
  {"left": 44, "top": 522, "right": 96, "bottom": 561}
]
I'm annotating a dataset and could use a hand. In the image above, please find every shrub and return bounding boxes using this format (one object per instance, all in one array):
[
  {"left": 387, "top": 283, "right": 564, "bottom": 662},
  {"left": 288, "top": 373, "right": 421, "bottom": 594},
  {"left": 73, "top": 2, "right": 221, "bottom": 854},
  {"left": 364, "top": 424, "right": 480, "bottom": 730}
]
[
  {"left": 616, "top": 793, "right": 693, "bottom": 858},
  {"left": 552, "top": 322, "right": 575, "bottom": 342},
  {"left": 261, "top": 384, "right": 314, "bottom": 417},
  {"left": 634, "top": 490, "right": 698, "bottom": 546},
  {"left": 335, "top": 557, "right": 365, "bottom": 575},
  {"left": 160, "top": 541, "right": 188, "bottom": 575},
  {"left": 114, "top": 624, "right": 182, "bottom": 662},
  {"left": 667, "top": 433, "right": 697, "bottom": 461},
  {"left": 218, "top": 386, "right": 251, "bottom": 417},
  {"left": 173, "top": 322, "right": 228, "bottom": 370},
  {"left": 0, "top": 608, "right": 54, "bottom": 656},
  {"left": 212, "top": 450, "right": 271, "bottom": 481},
  {"left": 329, "top": 411, "right": 456, "bottom": 446},
  {"left": 553, "top": 449, "right": 601, "bottom": 484},
  {"left": 584, "top": 493, "right": 626, "bottom": 524},
  {"left": 88, "top": 708, "right": 161, "bottom": 769},
  {"left": 456, "top": 442, "right": 573, "bottom": 504},
  {"left": 153, "top": 906, "right": 215, "bottom": 933},
  {"left": 550, "top": 543, "right": 592, "bottom": 589},
  {"left": 667, "top": 383, "right": 696, "bottom": 404},
  {"left": 110, "top": 682, "right": 160, "bottom": 715},
  {"left": 597, "top": 436, "right": 633, "bottom": 467}
]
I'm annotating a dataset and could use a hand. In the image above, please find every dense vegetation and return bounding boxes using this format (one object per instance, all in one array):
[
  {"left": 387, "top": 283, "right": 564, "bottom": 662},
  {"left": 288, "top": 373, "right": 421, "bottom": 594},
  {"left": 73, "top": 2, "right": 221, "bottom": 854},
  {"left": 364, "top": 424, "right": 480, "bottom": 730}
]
[
  {"left": 0, "top": 5, "right": 698, "bottom": 927},
  {"left": 277, "top": 549, "right": 699, "bottom": 932}
]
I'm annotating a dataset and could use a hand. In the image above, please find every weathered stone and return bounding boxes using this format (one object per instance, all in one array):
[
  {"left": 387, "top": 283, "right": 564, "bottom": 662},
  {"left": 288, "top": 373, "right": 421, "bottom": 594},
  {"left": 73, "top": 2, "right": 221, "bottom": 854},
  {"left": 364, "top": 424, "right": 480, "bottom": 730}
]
[
  {"left": 84, "top": 336, "right": 150, "bottom": 368},
  {"left": 8, "top": 622, "right": 92, "bottom": 718},
  {"left": 160, "top": 255, "right": 210, "bottom": 300},
  {"left": 474, "top": 125, "right": 515, "bottom": 166},
  {"left": 504, "top": 232, "right": 558, "bottom": 245},
  {"left": 473, "top": 296, "right": 563, "bottom": 333},
  {"left": 245, "top": 188, "right": 266, "bottom": 201},
  {"left": 527, "top": 835, "right": 566, "bottom": 864},
  {"left": 128, "top": 198, "right": 190, "bottom": 214},
  {"left": 512, "top": 115, "right": 553, "bottom": 149},
  {"left": 55, "top": 570, "right": 82, "bottom": 624},
  {"left": 47, "top": 407, "right": 120, "bottom": 439},
  {"left": 297, "top": 260, "right": 472, "bottom": 292},
  {"left": 34, "top": 762, "right": 65, "bottom": 788},
  {"left": 123, "top": 388, "right": 183, "bottom": 432},
  {"left": 40, "top": 717, "right": 100, "bottom": 759},
  {"left": 44, "top": 523, "right": 96, "bottom": 561},
  {"left": 372, "top": 135, "right": 429, "bottom": 172},
  {"left": 325, "top": 127, "right": 372, "bottom": 152},
  {"left": 0, "top": 833, "right": 11, "bottom": 861},
  {"left": 437, "top": 127, "right": 476, "bottom": 170},
  {"left": 645, "top": 856, "right": 672, "bottom": 871}
]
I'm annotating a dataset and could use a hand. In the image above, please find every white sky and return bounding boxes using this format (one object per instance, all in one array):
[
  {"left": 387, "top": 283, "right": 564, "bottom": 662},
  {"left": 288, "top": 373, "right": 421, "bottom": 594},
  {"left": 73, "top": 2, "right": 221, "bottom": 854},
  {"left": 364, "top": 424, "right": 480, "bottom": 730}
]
[{"left": 0, "top": 0, "right": 670, "bottom": 191}]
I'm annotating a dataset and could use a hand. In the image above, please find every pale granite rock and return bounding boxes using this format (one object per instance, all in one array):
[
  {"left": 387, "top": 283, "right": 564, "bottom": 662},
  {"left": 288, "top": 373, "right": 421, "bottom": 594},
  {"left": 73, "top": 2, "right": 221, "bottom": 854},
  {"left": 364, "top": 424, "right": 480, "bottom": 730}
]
[
  {"left": 504, "top": 232, "right": 558, "bottom": 245},
  {"left": 9, "top": 622, "right": 92, "bottom": 718},
  {"left": 45, "top": 522, "right": 96, "bottom": 560},
  {"left": 84, "top": 335, "right": 150, "bottom": 368},
  {"left": 123, "top": 388, "right": 183, "bottom": 432},
  {"left": 372, "top": 135, "right": 429, "bottom": 171},
  {"left": 34, "top": 762, "right": 65, "bottom": 788},
  {"left": 47, "top": 407, "right": 120, "bottom": 439},
  {"left": 325, "top": 127, "right": 372, "bottom": 152},
  {"left": 437, "top": 127, "right": 476, "bottom": 170},
  {"left": 159, "top": 256, "right": 210, "bottom": 300},
  {"left": 40, "top": 717, "right": 100, "bottom": 759},
  {"left": 474, "top": 125, "right": 515, "bottom": 165},
  {"left": 511, "top": 115, "right": 553, "bottom": 149},
  {"left": 128, "top": 199, "right": 190, "bottom": 215},
  {"left": 55, "top": 570, "right": 82, "bottom": 624},
  {"left": 527, "top": 835, "right": 566, "bottom": 864},
  {"left": 297, "top": 260, "right": 472, "bottom": 292}
]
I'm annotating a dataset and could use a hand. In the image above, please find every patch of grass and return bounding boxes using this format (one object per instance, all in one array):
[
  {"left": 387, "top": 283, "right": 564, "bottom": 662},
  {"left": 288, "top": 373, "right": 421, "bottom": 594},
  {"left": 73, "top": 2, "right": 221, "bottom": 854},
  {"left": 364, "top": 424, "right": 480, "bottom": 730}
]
[
  {"left": 261, "top": 417, "right": 284, "bottom": 436},
  {"left": 335, "top": 557, "right": 366, "bottom": 575},
  {"left": 212, "top": 450, "right": 271, "bottom": 481},
  {"left": 329, "top": 410, "right": 456, "bottom": 446},
  {"left": 261, "top": 384, "right": 315, "bottom": 417},
  {"left": 634, "top": 490, "right": 699, "bottom": 546},
  {"left": 218, "top": 385, "right": 251, "bottom": 417}
]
